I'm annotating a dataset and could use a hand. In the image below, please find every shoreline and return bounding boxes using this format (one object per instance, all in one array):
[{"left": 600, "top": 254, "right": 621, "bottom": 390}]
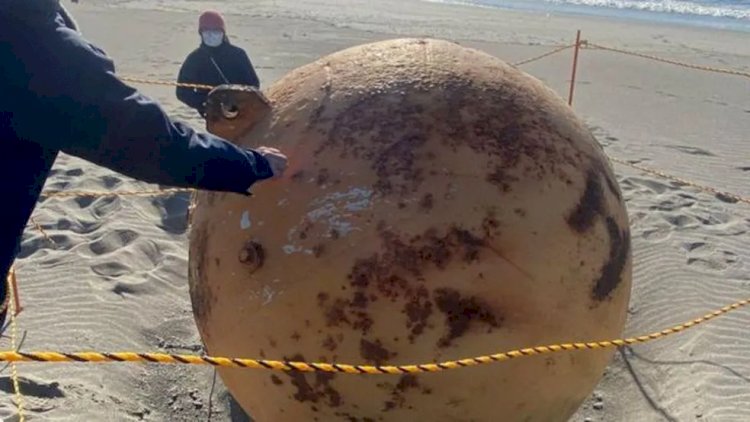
[
  {"left": 422, "top": 0, "right": 750, "bottom": 34},
  {"left": 94, "top": 0, "right": 750, "bottom": 44},
  {"left": 79, "top": 0, "right": 750, "bottom": 72}
]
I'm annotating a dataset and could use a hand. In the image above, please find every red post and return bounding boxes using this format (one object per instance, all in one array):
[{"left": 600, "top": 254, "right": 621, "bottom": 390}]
[{"left": 568, "top": 30, "right": 581, "bottom": 106}]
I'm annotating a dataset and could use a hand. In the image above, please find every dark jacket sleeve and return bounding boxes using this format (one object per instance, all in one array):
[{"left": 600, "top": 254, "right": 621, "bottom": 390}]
[
  {"left": 176, "top": 52, "right": 209, "bottom": 114},
  {"left": 237, "top": 48, "right": 261, "bottom": 88},
  {"left": 32, "top": 22, "right": 273, "bottom": 194}
]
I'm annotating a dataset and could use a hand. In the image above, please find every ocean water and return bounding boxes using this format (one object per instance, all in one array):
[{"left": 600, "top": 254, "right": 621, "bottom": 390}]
[
  {"left": 424, "top": 0, "right": 750, "bottom": 31},
  {"left": 107, "top": 0, "right": 749, "bottom": 32}
]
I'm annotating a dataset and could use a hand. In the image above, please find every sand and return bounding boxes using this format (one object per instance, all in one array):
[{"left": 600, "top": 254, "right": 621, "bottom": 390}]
[{"left": 1, "top": 0, "right": 749, "bottom": 420}]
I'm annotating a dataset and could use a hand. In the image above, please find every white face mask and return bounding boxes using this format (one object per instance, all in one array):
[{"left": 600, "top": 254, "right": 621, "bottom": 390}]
[{"left": 201, "top": 30, "right": 224, "bottom": 47}]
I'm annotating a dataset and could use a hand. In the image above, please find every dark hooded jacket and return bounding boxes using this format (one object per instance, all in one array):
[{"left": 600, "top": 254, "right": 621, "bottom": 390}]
[
  {"left": 176, "top": 38, "right": 260, "bottom": 116},
  {"left": 0, "top": 0, "right": 273, "bottom": 324}
]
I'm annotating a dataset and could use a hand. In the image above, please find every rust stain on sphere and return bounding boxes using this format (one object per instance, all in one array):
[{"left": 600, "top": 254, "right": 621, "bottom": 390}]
[{"left": 188, "top": 38, "right": 631, "bottom": 422}]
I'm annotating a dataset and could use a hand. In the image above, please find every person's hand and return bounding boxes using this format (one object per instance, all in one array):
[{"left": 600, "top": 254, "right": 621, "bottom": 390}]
[{"left": 256, "top": 146, "right": 287, "bottom": 179}]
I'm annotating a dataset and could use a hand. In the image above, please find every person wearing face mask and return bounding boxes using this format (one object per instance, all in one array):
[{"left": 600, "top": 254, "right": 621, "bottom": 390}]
[
  {"left": 176, "top": 10, "right": 261, "bottom": 117},
  {"left": 0, "top": 0, "right": 288, "bottom": 338}
]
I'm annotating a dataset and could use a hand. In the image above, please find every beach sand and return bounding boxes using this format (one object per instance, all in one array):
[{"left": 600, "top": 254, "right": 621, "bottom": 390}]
[{"left": 1, "top": 0, "right": 749, "bottom": 420}]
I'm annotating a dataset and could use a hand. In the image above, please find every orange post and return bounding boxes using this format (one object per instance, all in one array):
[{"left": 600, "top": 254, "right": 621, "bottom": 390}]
[
  {"left": 11, "top": 269, "right": 22, "bottom": 316},
  {"left": 568, "top": 30, "right": 581, "bottom": 106}
]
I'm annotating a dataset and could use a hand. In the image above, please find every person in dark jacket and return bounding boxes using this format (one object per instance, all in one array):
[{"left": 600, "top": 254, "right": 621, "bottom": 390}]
[
  {"left": 176, "top": 10, "right": 261, "bottom": 117},
  {"left": 0, "top": 0, "right": 287, "bottom": 328}
]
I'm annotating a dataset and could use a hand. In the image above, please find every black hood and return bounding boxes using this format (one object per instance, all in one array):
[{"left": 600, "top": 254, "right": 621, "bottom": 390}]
[
  {"left": 0, "top": 0, "right": 61, "bottom": 19},
  {"left": 0, "top": 0, "right": 79, "bottom": 31}
]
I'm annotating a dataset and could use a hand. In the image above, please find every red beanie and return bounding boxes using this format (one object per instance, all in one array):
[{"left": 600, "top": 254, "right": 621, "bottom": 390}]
[{"left": 199, "top": 11, "right": 225, "bottom": 31}]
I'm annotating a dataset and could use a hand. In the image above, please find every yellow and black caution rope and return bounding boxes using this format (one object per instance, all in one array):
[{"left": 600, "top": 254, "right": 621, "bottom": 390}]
[
  {"left": 40, "top": 187, "right": 192, "bottom": 199},
  {"left": 1, "top": 297, "right": 747, "bottom": 375},
  {"left": 584, "top": 42, "right": 750, "bottom": 79},
  {"left": 511, "top": 43, "right": 576, "bottom": 67},
  {"left": 118, "top": 76, "right": 216, "bottom": 91}
]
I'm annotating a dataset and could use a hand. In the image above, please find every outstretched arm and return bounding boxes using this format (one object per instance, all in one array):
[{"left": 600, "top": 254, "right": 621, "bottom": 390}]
[{"left": 31, "top": 19, "right": 273, "bottom": 194}]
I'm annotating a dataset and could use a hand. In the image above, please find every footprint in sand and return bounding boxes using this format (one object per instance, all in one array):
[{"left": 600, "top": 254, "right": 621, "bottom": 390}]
[
  {"left": 17, "top": 232, "right": 74, "bottom": 258},
  {"left": 592, "top": 132, "right": 619, "bottom": 147},
  {"left": 63, "top": 168, "right": 85, "bottom": 177},
  {"left": 96, "top": 264, "right": 161, "bottom": 295},
  {"left": 40, "top": 180, "right": 71, "bottom": 197},
  {"left": 64, "top": 168, "right": 84, "bottom": 177},
  {"left": 70, "top": 177, "right": 122, "bottom": 212},
  {"left": 20, "top": 205, "right": 109, "bottom": 257},
  {"left": 79, "top": 195, "right": 122, "bottom": 219},
  {"left": 73, "top": 195, "right": 96, "bottom": 209},
  {"left": 113, "top": 277, "right": 163, "bottom": 297},
  {"left": 655, "top": 89, "right": 679, "bottom": 99},
  {"left": 640, "top": 226, "right": 671, "bottom": 242},
  {"left": 662, "top": 213, "right": 699, "bottom": 230},
  {"left": 695, "top": 212, "right": 732, "bottom": 227},
  {"left": 703, "top": 98, "right": 728, "bottom": 107},
  {"left": 88, "top": 229, "right": 140, "bottom": 256},
  {"left": 87, "top": 230, "right": 163, "bottom": 289},
  {"left": 43, "top": 165, "right": 85, "bottom": 193},
  {"left": 624, "top": 176, "right": 679, "bottom": 194},
  {"left": 686, "top": 255, "right": 737, "bottom": 272},
  {"left": 100, "top": 175, "right": 123, "bottom": 190},
  {"left": 682, "top": 241, "right": 739, "bottom": 272},
  {"left": 95, "top": 257, "right": 163, "bottom": 294},
  {"left": 661, "top": 209, "right": 733, "bottom": 231},
  {"left": 682, "top": 241, "right": 707, "bottom": 252},
  {"left": 677, "top": 193, "right": 698, "bottom": 200},
  {"left": 55, "top": 217, "right": 103, "bottom": 235},
  {"left": 47, "top": 167, "right": 61, "bottom": 178},
  {"left": 586, "top": 124, "right": 605, "bottom": 134},
  {"left": 649, "top": 196, "right": 696, "bottom": 212},
  {"left": 707, "top": 217, "right": 749, "bottom": 237},
  {"left": 91, "top": 261, "right": 133, "bottom": 278},
  {"left": 665, "top": 145, "right": 715, "bottom": 157}
]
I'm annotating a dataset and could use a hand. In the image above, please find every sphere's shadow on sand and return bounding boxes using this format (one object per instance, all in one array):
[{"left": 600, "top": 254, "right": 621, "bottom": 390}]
[
  {"left": 211, "top": 379, "right": 251, "bottom": 421},
  {"left": 225, "top": 393, "right": 253, "bottom": 422}
]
